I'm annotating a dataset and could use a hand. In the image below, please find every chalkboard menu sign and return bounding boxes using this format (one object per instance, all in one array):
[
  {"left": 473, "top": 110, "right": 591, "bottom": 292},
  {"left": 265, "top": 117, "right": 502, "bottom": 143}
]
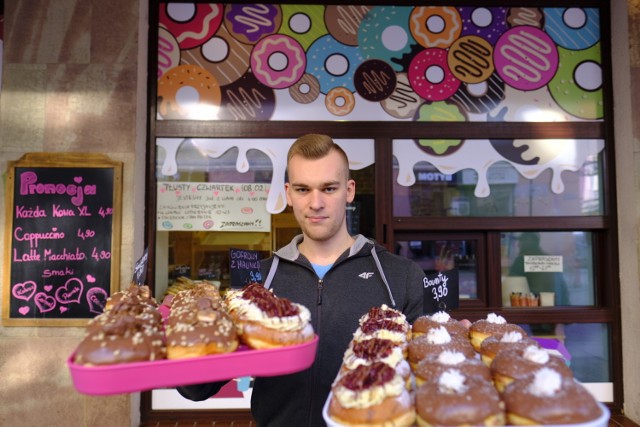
[
  {"left": 423, "top": 268, "right": 460, "bottom": 314},
  {"left": 2, "top": 153, "right": 122, "bottom": 326},
  {"left": 229, "top": 248, "right": 262, "bottom": 289}
]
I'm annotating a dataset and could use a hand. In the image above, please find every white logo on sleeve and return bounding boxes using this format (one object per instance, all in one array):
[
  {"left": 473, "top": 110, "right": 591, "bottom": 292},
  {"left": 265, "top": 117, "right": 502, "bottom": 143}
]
[{"left": 359, "top": 272, "right": 374, "bottom": 279}]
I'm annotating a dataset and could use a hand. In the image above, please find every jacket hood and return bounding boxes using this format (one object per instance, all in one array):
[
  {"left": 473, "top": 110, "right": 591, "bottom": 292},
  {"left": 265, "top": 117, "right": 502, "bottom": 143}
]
[{"left": 273, "top": 234, "right": 380, "bottom": 262}]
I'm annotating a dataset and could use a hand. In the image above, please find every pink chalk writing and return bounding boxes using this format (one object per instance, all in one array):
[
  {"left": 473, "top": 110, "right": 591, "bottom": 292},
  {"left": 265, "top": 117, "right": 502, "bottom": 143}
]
[{"left": 19, "top": 171, "right": 97, "bottom": 207}]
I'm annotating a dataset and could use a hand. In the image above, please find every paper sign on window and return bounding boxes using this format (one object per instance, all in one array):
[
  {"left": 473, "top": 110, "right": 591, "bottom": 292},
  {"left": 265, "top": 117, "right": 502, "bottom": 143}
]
[{"left": 524, "top": 255, "right": 563, "bottom": 273}]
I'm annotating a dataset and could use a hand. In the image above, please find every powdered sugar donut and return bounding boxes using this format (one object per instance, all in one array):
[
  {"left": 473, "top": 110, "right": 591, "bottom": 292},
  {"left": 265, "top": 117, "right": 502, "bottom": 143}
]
[
  {"left": 447, "top": 35, "right": 495, "bottom": 84},
  {"left": 458, "top": 7, "right": 509, "bottom": 46},
  {"left": 409, "top": 48, "right": 461, "bottom": 101},
  {"left": 224, "top": 4, "right": 282, "bottom": 45},
  {"left": 157, "top": 65, "right": 221, "bottom": 120},
  {"left": 159, "top": 3, "right": 223, "bottom": 49},
  {"left": 325, "top": 87, "right": 355, "bottom": 116},
  {"left": 543, "top": 7, "right": 600, "bottom": 50},
  {"left": 410, "top": 6, "right": 462, "bottom": 49},
  {"left": 251, "top": 34, "right": 306, "bottom": 89},
  {"left": 494, "top": 26, "right": 559, "bottom": 91}
]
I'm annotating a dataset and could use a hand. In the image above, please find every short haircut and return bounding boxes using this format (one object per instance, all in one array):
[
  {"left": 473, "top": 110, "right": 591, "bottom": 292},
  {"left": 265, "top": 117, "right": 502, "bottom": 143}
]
[{"left": 287, "top": 134, "right": 350, "bottom": 178}]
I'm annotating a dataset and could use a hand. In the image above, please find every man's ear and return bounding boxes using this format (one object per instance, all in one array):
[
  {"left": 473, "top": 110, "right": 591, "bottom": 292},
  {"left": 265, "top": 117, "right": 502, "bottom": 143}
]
[
  {"left": 285, "top": 182, "right": 293, "bottom": 206},
  {"left": 346, "top": 179, "right": 356, "bottom": 203}
]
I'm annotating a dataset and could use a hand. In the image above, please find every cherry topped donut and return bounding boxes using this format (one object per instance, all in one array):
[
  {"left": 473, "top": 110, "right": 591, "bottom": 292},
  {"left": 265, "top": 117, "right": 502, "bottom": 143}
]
[
  {"left": 225, "top": 282, "right": 315, "bottom": 349},
  {"left": 329, "top": 362, "right": 416, "bottom": 427}
]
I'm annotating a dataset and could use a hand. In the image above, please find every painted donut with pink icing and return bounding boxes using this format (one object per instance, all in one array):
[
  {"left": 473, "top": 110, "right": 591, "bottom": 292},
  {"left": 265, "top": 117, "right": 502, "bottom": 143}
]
[
  {"left": 250, "top": 34, "right": 306, "bottom": 89},
  {"left": 159, "top": 3, "right": 223, "bottom": 49},
  {"left": 494, "top": 26, "right": 558, "bottom": 91},
  {"left": 409, "top": 48, "right": 461, "bottom": 101}
]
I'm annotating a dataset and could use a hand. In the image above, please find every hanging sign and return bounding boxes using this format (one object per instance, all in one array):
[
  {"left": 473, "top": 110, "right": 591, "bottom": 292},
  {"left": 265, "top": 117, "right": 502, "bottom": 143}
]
[
  {"left": 423, "top": 269, "right": 460, "bottom": 314},
  {"left": 2, "top": 153, "right": 122, "bottom": 326}
]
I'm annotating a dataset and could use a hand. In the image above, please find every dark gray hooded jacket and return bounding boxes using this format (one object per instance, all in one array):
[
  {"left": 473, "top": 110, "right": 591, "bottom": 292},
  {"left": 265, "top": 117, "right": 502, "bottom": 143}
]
[{"left": 178, "top": 234, "right": 426, "bottom": 426}]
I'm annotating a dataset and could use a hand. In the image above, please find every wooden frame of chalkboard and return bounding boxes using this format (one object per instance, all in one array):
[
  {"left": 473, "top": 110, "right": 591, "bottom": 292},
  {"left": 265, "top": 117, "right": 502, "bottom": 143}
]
[{"left": 2, "top": 153, "right": 123, "bottom": 326}]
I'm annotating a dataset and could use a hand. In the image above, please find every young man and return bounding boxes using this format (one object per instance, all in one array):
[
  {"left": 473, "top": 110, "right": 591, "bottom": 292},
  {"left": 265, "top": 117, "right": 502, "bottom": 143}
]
[{"left": 177, "top": 134, "right": 427, "bottom": 426}]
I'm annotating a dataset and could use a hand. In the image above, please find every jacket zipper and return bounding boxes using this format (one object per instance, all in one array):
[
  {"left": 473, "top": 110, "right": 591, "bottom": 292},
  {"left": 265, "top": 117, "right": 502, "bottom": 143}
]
[{"left": 307, "top": 278, "right": 324, "bottom": 426}]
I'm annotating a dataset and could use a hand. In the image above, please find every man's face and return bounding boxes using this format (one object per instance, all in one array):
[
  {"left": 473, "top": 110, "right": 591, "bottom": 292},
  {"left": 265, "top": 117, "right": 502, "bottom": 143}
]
[{"left": 285, "top": 150, "right": 355, "bottom": 243}]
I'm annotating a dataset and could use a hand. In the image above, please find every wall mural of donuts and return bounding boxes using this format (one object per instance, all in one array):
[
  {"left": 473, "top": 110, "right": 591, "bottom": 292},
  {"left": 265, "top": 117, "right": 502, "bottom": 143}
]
[{"left": 156, "top": 3, "right": 604, "bottom": 122}]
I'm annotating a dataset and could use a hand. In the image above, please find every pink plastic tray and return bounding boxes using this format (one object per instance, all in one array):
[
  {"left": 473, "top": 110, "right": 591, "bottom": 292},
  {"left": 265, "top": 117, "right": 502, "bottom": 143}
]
[{"left": 68, "top": 336, "right": 318, "bottom": 396}]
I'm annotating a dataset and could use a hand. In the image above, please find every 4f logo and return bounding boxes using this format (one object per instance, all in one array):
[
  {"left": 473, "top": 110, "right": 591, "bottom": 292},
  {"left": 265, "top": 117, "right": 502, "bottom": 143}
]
[{"left": 359, "top": 272, "right": 374, "bottom": 279}]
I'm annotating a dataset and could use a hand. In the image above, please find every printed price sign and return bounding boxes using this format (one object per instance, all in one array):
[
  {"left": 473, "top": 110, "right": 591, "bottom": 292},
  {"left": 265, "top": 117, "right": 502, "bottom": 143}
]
[
  {"left": 229, "top": 248, "right": 262, "bottom": 289},
  {"left": 422, "top": 269, "right": 460, "bottom": 314},
  {"left": 2, "top": 153, "right": 122, "bottom": 326}
]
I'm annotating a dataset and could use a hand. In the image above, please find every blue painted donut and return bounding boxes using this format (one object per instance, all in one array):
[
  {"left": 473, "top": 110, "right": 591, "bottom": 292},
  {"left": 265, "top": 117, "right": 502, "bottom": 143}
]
[
  {"left": 543, "top": 8, "right": 600, "bottom": 50},
  {"left": 306, "top": 34, "right": 364, "bottom": 94}
]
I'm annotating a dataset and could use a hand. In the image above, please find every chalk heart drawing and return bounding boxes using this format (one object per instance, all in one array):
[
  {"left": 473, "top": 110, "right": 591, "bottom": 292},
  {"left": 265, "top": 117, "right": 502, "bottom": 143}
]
[
  {"left": 12, "top": 281, "right": 37, "bottom": 301},
  {"left": 60, "top": 306, "right": 68, "bottom": 313},
  {"left": 87, "top": 287, "right": 108, "bottom": 314},
  {"left": 18, "top": 306, "right": 30, "bottom": 316},
  {"left": 34, "top": 292, "right": 56, "bottom": 313},
  {"left": 86, "top": 274, "right": 96, "bottom": 283},
  {"left": 55, "top": 278, "right": 84, "bottom": 304},
  {"left": 74, "top": 176, "right": 83, "bottom": 184},
  {"left": 44, "top": 285, "right": 53, "bottom": 292}
]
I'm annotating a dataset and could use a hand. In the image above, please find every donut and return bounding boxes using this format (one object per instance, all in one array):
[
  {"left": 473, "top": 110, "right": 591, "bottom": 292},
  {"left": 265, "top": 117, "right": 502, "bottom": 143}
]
[
  {"left": 74, "top": 299, "right": 165, "bottom": 365},
  {"left": 353, "top": 59, "right": 397, "bottom": 102},
  {"left": 165, "top": 294, "right": 239, "bottom": 359},
  {"left": 250, "top": 34, "right": 306, "bottom": 89},
  {"left": 458, "top": 7, "right": 509, "bottom": 45},
  {"left": 180, "top": 22, "right": 251, "bottom": 86},
  {"left": 380, "top": 72, "right": 423, "bottom": 119},
  {"left": 408, "top": 48, "right": 461, "bottom": 101},
  {"left": 325, "top": 5, "right": 372, "bottom": 46},
  {"left": 225, "top": 282, "right": 315, "bottom": 349},
  {"left": 105, "top": 284, "right": 158, "bottom": 311},
  {"left": 352, "top": 314, "right": 411, "bottom": 346},
  {"left": 358, "top": 6, "right": 415, "bottom": 72},
  {"left": 279, "top": 5, "right": 328, "bottom": 51},
  {"left": 543, "top": 7, "right": 600, "bottom": 50},
  {"left": 358, "top": 304, "right": 409, "bottom": 329},
  {"left": 412, "top": 311, "right": 469, "bottom": 338},
  {"left": 479, "top": 330, "right": 540, "bottom": 366},
  {"left": 157, "top": 27, "right": 180, "bottom": 80},
  {"left": 447, "top": 35, "right": 495, "bottom": 84},
  {"left": 548, "top": 43, "right": 603, "bottom": 119},
  {"left": 413, "top": 350, "right": 492, "bottom": 386},
  {"left": 503, "top": 367, "right": 602, "bottom": 425},
  {"left": 157, "top": 64, "right": 222, "bottom": 120},
  {"left": 306, "top": 34, "right": 364, "bottom": 93},
  {"left": 494, "top": 26, "right": 559, "bottom": 91},
  {"left": 450, "top": 72, "right": 506, "bottom": 115},
  {"left": 339, "top": 338, "right": 411, "bottom": 384},
  {"left": 288, "top": 73, "right": 320, "bottom": 104},
  {"left": 329, "top": 362, "right": 416, "bottom": 427},
  {"left": 218, "top": 70, "right": 276, "bottom": 121},
  {"left": 413, "top": 102, "right": 466, "bottom": 156},
  {"left": 159, "top": 3, "right": 223, "bottom": 49},
  {"left": 223, "top": 3, "right": 282, "bottom": 45},
  {"left": 468, "top": 312, "right": 527, "bottom": 351},
  {"left": 415, "top": 369, "right": 505, "bottom": 426},
  {"left": 409, "top": 6, "right": 462, "bottom": 49},
  {"left": 491, "top": 345, "right": 574, "bottom": 393},
  {"left": 324, "top": 87, "right": 355, "bottom": 116},
  {"left": 407, "top": 326, "right": 476, "bottom": 369},
  {"left": 507, "top": 7, "right": 544, "bottom": 28}
]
